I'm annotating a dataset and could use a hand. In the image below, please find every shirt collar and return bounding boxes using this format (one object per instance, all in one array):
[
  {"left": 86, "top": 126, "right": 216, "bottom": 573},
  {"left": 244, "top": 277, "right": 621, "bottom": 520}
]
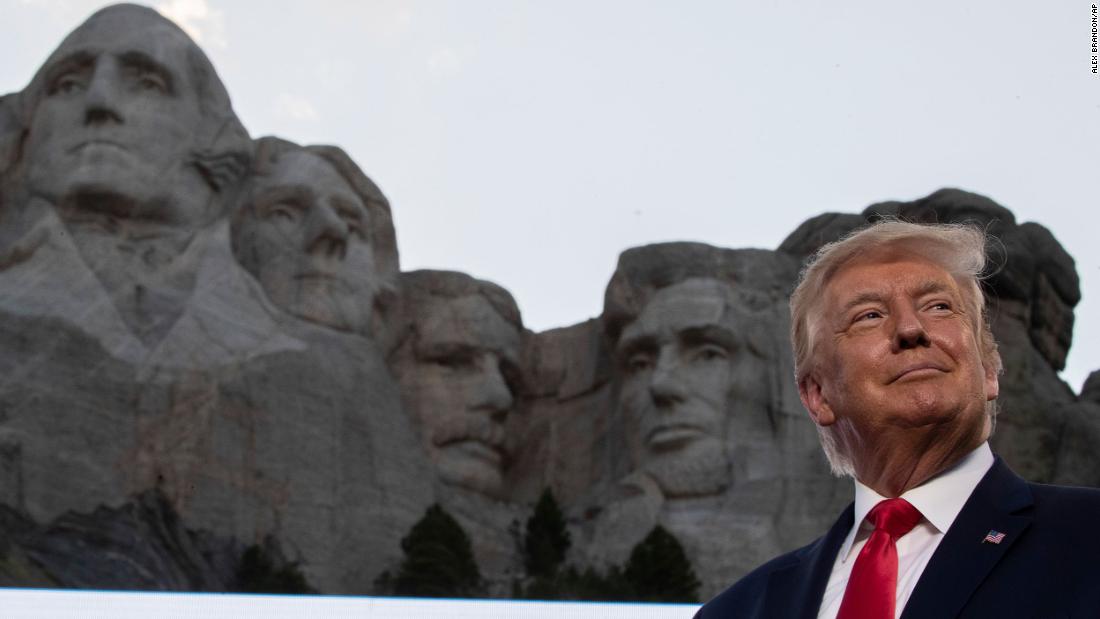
[{"left": 837, "top": 441, "right": 994, "bottom": 563}]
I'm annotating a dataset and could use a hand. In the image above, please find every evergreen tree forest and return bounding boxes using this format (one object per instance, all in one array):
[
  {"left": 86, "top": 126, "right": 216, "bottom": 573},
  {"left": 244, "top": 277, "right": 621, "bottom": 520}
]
[
  {"left": 377, "top": 491, "right": 700, "bottom": 602},
  {"left": 374, "top": 503, "right": 484, "bottom": 598},
  {"left": 516, "top": 489, "right": 700, "bottom": 603}
]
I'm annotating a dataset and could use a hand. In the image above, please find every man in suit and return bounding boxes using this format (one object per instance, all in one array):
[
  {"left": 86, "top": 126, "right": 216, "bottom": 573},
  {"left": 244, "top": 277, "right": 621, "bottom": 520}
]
[{"left": 696, "top": 220, "right": 1100, "bottom": 618}]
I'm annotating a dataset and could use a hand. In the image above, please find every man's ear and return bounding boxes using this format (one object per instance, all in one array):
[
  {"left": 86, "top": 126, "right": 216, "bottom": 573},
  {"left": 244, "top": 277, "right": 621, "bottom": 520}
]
[
  {"left": 798, "top": 374, "right": 836, "bottom": 427},
  {"left": 984, "top": 363, "right": 1000, "bottom": 402}
]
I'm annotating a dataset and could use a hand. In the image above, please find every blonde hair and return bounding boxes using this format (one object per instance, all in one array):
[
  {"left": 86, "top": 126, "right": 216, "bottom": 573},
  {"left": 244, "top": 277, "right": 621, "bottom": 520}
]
[{"left": 789, "top": 219, "right": 1002, "bottom": 474}]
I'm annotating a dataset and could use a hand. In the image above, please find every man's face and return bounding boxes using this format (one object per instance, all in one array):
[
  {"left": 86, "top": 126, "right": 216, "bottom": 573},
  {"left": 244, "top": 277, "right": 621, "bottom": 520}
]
[
  {"left": 400, "top": 295, "right": 521, "bottom": 497},
  {"left": 22, "top": 11, "right": 207, "bottom": 225},
  {"left": 616, "top": 279, "right": 737, "bottom": 494},
  {"left": 799, "top": 253, "right": 999, "bottom": 467},
  {"left": 239, "top": 150, "right": 377, "bottom": 332}
]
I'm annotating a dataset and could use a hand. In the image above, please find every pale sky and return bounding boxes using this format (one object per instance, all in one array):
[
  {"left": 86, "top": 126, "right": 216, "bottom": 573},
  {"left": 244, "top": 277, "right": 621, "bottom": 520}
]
[{"left": 2, "top": 0, "right": 1098, "bottom": 392}]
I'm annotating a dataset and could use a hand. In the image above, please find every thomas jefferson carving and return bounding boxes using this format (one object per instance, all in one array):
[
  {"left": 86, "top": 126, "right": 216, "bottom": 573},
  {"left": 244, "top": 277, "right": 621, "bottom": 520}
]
[{"left": 232, "top": 137, "right": 398, "bottom": 337}]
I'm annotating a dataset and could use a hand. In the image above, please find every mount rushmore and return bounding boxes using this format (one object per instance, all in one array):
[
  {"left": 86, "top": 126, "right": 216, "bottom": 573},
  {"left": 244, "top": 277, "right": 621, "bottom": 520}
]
[{"left": 0, "top": 4, "right": 1095, "bottom": 598}]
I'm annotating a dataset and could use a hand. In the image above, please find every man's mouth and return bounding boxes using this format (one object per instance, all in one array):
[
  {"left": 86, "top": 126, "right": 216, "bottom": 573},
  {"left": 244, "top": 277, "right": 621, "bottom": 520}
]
[
  {"left": 440, "top": 438, "right": 504, "bottom": 467},
  {"left": 891, "top": 363, "right": 948, "bottom": 383},
  {"left": 70, "top": 139, "right": 128, "bottom": 154},
  {"left": 294, "top": 271, "right": 349, "bottom": 289},
  {"left": 646, "top": 423, "right": 705, "bottom": 451}
]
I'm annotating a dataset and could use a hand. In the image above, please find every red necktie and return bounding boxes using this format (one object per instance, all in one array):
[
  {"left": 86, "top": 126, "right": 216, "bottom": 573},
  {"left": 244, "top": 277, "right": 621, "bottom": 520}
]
[{"left": 836, "top": 497, "right": 923, "bottom": 619}]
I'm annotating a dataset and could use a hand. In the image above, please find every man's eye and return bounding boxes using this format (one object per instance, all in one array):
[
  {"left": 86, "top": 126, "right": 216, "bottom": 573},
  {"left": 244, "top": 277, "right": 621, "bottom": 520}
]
[
  {"left": 693, "top": 345, "right": 728, "bottom": 362},
  {"left": 128, "top": 68, "right": 168, "bottom": 93},
  {"left": 264, "top": 203, "right": 301, "bottom": 222},
  {"left": 626, "top": 354, "right": 653, "bottom": 373},
  {"left": 433, "top": 356, "right": 475, "bottom": 371},
  {"left": 855, "top": 311, "right": 882, "bottom": 322},
  {"left": 339, "top": 213, "right": 367, "bottom": 239},
  {"left": 139, "top": 75, "right": 166, "bottom": 92},
  {"left": 51, "top": 74, "right": 85, "bottom": 95}
]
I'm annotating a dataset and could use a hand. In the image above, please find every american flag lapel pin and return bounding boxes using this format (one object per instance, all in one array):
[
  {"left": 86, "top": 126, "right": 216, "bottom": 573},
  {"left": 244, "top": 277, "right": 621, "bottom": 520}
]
[{"left": 982, "top": 530, "right": 1006, "bottom": 544}]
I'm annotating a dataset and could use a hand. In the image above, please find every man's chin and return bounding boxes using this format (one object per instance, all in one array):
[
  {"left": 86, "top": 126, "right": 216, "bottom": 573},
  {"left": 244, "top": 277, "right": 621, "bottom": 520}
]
[
  {"left": 642, "top": 440, "right": 731, "bottom": 499},
  {"left": 49, "top": 179, "right": 172, "bottom": 223},
  {"left": 276, "top": 286, "right": 370, "bottom": 333},
  {"left": 437, "top": 459, "right": 503, "bottom": 498},
  {"left": 883, "top": 393, "right": 981, "bottom": 429}
]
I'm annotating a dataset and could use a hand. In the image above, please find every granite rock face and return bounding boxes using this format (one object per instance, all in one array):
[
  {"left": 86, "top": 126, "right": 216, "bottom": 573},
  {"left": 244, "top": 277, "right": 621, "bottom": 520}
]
[
  {"left": 0, "top": 490, "right": 238, "bottom": 590},
  {"left": 0, "top": 5, "right": 1095, "bottom": 601},
  {"left": 0, "top": 488, "right": 313, "bottom": 591},
  {"left": 547, "top": 244, "right": 849, "bottom": 597},
  {"left": 0, "top": 4, "right": 431, "bottom": 594}
]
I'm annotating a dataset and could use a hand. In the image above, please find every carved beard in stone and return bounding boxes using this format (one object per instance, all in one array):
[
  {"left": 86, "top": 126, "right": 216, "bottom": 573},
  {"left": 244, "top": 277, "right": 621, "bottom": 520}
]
[
  {"left": 617, "top": 279, "right": 741, "bottom": 499},
  {"left": 641, "top": 439, "right": 733, "bottom": 499},
  {"left": 236, "top": 150, "right": 378, "bottom": 333}
]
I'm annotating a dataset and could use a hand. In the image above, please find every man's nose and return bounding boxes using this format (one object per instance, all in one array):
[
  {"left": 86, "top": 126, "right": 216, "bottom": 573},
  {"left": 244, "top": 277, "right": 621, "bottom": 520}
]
[
  {"left": 470, "top": 355, "right": 514, "bottom": 422},
  {"left": 305, "top": 203, "right": 349, "bottom": 260},
  {"left": 648, "top": 348, "right": 687, "bottom": 407},
  {"left": 892, "top": 307, "right": 931, "bottom": 351},
  {"left": 83, "top": 62, "right": 124, "bottom": 125}
]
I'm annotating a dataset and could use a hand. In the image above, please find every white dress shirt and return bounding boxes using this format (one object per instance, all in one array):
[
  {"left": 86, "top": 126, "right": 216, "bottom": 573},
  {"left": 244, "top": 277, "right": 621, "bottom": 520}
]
[{"left": 817, "top": 442, "right": 995, "bottom": 619}]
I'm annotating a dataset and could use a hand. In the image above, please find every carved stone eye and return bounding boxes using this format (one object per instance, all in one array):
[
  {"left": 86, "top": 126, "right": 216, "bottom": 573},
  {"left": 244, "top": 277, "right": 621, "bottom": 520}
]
[
  {"left": 51, "top": 74, "right": 86, "bottom": 95},
  {"left": 264, "top": 203, "right": 302, "bottom": 223},
  {"left": 693, "top": 344, "right": 728, "bottom": 363},
  {"left": 626, "top": 353, "right": 653, "bottom": 374},
  {"left": 123, "top": 65, "right": 169, "bottom": 93},
  {"left": 138, "top": 74, "right": 166, "bottom": 92},
  {"left": 434, "top": 355, "right": 476, "bottom": 371},
  {"left": 340, "top": 213, "right": 366, "bottom": 239}
]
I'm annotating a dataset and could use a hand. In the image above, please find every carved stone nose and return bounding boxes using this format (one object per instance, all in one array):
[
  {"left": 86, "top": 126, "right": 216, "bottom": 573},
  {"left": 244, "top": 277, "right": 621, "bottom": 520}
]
[
  {"left": 84, "top": 105, "right": 123, "bottom": 125},
  {"left": 649, "top": 350, "right": 686, "bottom": 407},
  {"left": 306, "top": 206, "right": 349, "bottom": 260},
  {"left": 472, "top": 355, "right": 514, "bottom": 415},
  {"left": 82, "top": 62, "right": 125, "bottom": 125}
]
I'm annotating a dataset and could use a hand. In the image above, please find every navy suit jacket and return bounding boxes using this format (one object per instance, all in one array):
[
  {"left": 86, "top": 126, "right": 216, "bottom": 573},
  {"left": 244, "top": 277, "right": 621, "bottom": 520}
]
[{"left": 695, "top": 457, "right": 1100, "bottom": 618}]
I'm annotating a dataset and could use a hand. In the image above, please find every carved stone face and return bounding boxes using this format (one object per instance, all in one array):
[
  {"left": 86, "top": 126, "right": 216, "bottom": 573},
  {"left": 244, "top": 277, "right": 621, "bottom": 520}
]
[
  {"left": 238, "top": 150, "right": 377, "bottom": 332},
  {"left": 616, "top": 278, "right": 738, "bottom": 497},
  {"left": 398, "top": 294, "right": 521, "bottom": 497},
  {"left": 23, "top": 8, "right": 210, "bottom": 226}
]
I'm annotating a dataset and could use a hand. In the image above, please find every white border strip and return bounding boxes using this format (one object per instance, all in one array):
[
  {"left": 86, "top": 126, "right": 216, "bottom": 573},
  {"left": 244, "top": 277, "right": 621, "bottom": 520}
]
[{"left": 1, "top": 589, "right": 701, "bottom": 619}]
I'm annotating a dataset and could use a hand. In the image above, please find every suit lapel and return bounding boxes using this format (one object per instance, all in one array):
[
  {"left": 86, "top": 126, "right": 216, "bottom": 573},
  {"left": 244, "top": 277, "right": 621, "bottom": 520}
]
[
  {"left": 900, "top": 458, "right": 1033, "bottom": 619},
  {"left": 764, "top": 503, "right": 854, "bottom": 619}
]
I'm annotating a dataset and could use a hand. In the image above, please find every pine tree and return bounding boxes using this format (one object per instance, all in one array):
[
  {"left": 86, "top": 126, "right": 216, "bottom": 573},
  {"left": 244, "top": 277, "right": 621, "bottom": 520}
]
[
  {"left": 233, "top": 543, "right": 315, "bottom": 594},
  {"left": 623, "top": 525, "right": 700, "bottom": 603},
  {"left": 523, "top": 488, "right": 571, "bottom": 579},
  {"left": 389, "top": 504, "right": 484, "bottom": 598}
]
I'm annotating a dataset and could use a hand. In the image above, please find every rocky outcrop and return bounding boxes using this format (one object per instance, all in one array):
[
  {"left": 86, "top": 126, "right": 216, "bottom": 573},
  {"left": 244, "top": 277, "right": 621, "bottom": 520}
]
[
  {"left": 0, "top": 5, "right": 1094, "bottom": 600},
  {"left": 0, "top": 489, "right": 314, "bottom": 591}
]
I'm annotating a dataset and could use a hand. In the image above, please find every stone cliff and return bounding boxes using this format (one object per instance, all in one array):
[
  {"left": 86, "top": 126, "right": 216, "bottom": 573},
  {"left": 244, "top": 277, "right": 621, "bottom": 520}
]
[{"left": 0, "top": 4, "right": 1094, "bottom": 600}]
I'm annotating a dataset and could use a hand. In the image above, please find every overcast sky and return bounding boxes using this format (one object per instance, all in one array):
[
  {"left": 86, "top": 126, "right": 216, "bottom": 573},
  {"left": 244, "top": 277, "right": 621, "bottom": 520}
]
[{"left": 2, "top": 0, "right": 1097, "bottom": 392}]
